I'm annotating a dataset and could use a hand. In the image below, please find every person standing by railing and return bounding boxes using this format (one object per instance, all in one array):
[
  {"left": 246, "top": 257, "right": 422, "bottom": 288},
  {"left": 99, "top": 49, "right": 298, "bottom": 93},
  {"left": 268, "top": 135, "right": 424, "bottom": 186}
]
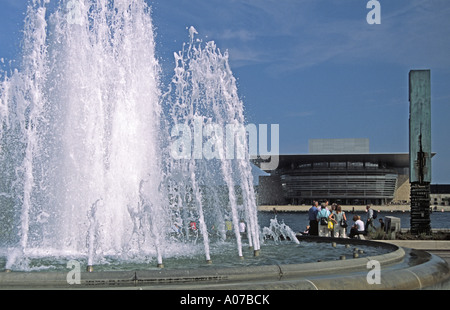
[
  {"left": 317, "top": 203, "right": 331, "bottom": 237},
  {"left": 365, "top": 205, "right": 374, "bottom": 233},
  {"left": 332, "top": 205, "right": 347, "bottom": 238},
  {"left": 308, "top": 201, "right": 319, "bottom": 236}
]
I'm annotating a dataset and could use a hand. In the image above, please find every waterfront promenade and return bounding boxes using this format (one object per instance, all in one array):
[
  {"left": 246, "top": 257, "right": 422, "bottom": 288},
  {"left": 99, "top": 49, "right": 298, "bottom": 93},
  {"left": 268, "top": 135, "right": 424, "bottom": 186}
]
[{"left": 258, "top": 204, "right": 450, "bottom": 213}]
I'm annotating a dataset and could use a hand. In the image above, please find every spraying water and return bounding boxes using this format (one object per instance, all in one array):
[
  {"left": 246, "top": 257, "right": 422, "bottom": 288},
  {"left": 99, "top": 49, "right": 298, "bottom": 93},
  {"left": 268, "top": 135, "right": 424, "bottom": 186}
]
[
  {"left": 0, "top": 0, "right": 261, "bottom": 271},
  {"left": 164, "top": 26, "right": 261, "bottom": 260},
  {"left": 262, "top": 218, "right": 300, "bottom": 244}
]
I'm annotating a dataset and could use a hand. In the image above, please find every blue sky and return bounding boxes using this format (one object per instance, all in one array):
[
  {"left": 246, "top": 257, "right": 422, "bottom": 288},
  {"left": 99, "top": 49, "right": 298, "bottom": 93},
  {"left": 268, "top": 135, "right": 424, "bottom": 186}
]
[{"left": 1, "top": 0, "right": 450, "bottom": 183}]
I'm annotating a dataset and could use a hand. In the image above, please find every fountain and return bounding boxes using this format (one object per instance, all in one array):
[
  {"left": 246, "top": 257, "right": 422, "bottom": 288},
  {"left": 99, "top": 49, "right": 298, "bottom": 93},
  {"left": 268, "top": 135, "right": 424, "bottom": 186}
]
[
  {"left": 0, "top": 0, "right": 449, "bottom": 289},
  {"left": 0, "top": 0, "right": 261, "bottom": 272}
]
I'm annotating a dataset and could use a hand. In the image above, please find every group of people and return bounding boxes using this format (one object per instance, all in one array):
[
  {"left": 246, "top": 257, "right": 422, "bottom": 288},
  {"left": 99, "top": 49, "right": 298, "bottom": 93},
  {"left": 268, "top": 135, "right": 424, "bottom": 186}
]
[{"left": 307, "top": 201, "right": 377, "bottom": 239}]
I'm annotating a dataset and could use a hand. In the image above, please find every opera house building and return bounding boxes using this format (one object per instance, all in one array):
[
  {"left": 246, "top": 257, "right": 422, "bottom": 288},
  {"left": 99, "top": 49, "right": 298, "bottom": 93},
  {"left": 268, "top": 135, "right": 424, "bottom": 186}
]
[{"left": 255, "top": 138, "right": 419, "bottom": 206}]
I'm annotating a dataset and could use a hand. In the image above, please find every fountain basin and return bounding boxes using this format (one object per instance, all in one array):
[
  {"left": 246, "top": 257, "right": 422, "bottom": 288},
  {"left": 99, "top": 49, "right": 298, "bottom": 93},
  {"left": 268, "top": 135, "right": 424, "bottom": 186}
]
[{"left": 1, "top": 237, "right": 449, "bottom": 290}]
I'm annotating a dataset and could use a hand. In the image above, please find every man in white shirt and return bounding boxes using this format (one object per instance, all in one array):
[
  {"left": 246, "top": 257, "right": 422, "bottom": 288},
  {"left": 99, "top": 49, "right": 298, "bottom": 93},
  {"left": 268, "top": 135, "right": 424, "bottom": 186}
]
[{"left": 349, "top": 215, "right": 365, "bottom": 238}]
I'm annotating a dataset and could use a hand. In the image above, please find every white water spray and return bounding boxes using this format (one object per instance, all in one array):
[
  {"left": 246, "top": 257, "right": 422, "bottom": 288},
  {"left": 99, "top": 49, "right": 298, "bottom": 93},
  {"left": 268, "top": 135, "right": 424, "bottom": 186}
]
[
  {"left": 0, "top": 1, "right": 261, "bottom": 270},
  {"left": 165, "top": 27, "right": 261, "bottom": 259}
]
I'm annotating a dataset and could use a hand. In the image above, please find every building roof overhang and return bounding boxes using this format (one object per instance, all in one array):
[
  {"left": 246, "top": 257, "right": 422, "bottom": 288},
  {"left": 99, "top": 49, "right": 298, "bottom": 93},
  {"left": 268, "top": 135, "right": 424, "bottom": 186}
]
[{"left": 253, "top": 152, "right": 436, "bottom": 171}]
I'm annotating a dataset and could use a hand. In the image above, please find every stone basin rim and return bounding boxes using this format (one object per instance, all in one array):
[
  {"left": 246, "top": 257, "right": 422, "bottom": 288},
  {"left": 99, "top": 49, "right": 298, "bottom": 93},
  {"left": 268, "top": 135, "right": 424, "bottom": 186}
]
[{"left": 0, "top": 237, "right": 422, "bottom": 289}]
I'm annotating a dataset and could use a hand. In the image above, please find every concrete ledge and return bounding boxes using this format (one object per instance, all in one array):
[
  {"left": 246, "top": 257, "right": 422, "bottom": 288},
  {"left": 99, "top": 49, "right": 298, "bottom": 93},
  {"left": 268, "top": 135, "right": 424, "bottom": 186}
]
[
  {"left": 378, "top": 240, "right": 450, "bottom": 251},
  {"left": 154, "top": 249, "right": 450, "bottom": 290},
  {"left": 408, "top": 254, "right": 450, "bottom": 289},
  {"left": 0, "top": 271, "right": 70, "bottom": 288},
  {"left": 0, "top": 270, "right": 137, "bottom": 288},
  {"left": 1, "top": 239, "right": 449, "bottom": 290}
]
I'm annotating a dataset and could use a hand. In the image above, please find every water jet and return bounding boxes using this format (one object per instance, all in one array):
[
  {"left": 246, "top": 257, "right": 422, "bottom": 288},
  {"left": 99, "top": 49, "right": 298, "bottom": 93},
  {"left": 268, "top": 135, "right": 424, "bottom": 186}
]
[{"left": 0, "top": 0, "right": 259, "bottom": 272}]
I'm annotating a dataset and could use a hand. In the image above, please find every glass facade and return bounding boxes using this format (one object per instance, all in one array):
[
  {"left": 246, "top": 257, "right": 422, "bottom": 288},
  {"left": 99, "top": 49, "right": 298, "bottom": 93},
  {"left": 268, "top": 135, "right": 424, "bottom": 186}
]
[
  {"left": 256, "top": 153, "right": 410, "bottom": 206},
  {"left": 279, "top": 167, "right": 398, "bottom": 205}
]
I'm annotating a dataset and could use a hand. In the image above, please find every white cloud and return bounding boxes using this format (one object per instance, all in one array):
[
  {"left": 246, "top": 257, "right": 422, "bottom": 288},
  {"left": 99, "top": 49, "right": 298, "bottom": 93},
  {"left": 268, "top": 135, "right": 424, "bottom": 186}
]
[{"left": 215, "top": 0, "right": 450, "bottom": 75}]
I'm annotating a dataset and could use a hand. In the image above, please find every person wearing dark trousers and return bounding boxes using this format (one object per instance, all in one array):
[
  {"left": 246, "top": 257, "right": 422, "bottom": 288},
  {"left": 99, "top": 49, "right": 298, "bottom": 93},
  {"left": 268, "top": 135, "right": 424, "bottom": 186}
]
[
  {"left": 308, "top": 201, "right": 319, "bottom": 236},
  {"left": 349, "top": 215, "right": 365, "bottom": 238},
  {"left": 365, "top": 205, "right": 374, "bottom": 233}
]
